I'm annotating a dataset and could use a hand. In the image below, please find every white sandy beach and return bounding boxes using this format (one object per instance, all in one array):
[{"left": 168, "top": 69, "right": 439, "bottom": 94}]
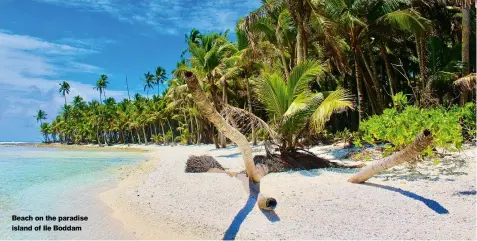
[{"left": 98, "top": 144, "right": 476, "bottom": 240}]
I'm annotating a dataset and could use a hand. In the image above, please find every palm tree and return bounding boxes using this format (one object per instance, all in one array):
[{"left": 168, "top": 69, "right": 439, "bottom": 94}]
[
  {"left": 35, "top": 109, "right": 47, "bottom": 124},
  {"left": 183, "top": 70, "right": 263, "bottom": 182},
  {"left": 59, "top": 81, "right": 70, "bottom": 105},
  {"left": 155, "top": 66, "right": 167, "bottom": 96},
  {"left": 255, "top": 60, "right": 353, "bottom": 150},
  {"left": 95, "top": 74, "right": 109, "bottom": 101},
  {"left": 180, "top": 31, "right": 238, "bottom": 148},
  {"left": 143, "top": 72, "right": 155, "bottom": 98},
  {"left": 94, "top": 74, "right": 109, "bottom": 145},
  {"left": 40, "top": 122, "right": 51, "bottom": 143}
]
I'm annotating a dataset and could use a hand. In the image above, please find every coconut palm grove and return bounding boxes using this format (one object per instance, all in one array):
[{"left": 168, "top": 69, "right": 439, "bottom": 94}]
[{"left": 36, "top": 0, "right": 476, "bottom": 154}]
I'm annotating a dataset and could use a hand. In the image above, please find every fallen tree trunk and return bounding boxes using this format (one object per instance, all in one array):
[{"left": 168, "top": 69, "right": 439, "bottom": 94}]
[
  {"left": 183, "top": 71, "right": 261, "bottom": 183},
  {"left": 348, "top": 130, "right": 433, "bottom": 183},
  {"left": 258, "top": 196, "right": 277, "bottom": 210}
]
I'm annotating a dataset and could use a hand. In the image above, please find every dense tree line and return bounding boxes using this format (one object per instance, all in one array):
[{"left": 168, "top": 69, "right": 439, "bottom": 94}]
[{"left": 37, "top": 0, "right": 476, "bottom": 148}]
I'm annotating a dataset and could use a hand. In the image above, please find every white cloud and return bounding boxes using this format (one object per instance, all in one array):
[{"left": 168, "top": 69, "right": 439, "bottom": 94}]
[
  {"left": 35, "top": 0, "right": 262, "bottom": 35},
  {"left": 0, "top": 31, "right": 96, "bottom": 55},
  {"left": 0, "top": 31, "right": 126, "bottom": 141}
]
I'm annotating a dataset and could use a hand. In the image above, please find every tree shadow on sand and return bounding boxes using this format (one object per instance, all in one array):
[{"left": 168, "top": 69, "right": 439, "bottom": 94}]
[
  {"left": 363, "top": 183, "right": 449, "bottom": 214},
  {"left": 223, "top": 174, "right": 280, "bottom": 240}
]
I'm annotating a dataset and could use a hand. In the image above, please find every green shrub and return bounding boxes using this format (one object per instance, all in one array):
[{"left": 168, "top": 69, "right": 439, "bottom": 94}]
[
  {"left": 455, "top": 102, "right": 476, "bottom": 139},
  {"left": 392, "top": 92, "right": 408, "bottom": 111},
  {"left": 354, "top": 103, "right": 475, "bottom": 157}
]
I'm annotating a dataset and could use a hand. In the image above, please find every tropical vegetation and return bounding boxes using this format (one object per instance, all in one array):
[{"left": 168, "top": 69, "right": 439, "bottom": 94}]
[{"left": 37, "top": 0, "right": 475, "bottom": 154}]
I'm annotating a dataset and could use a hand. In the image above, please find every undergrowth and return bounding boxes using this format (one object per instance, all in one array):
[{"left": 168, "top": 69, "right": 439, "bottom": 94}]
[{"left": 353, "top": 93, "right": 476, "bottom": 158}]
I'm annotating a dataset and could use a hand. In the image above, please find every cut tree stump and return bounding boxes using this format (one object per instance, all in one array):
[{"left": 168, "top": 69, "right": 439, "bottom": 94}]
[
  {"left": 348, "top": 129, "right": 433, "bottom": 183},
  {"left": 258, "top": 196, "right": 277, "bottom": 210}
]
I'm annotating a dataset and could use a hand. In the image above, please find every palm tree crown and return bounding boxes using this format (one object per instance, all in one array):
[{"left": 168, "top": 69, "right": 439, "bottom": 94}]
[
  {"left": 36, "top": 109, "right": 47, "bottom": 124},
  {"left": 59, "top": 81, "right": 70, "bottom": 105}
]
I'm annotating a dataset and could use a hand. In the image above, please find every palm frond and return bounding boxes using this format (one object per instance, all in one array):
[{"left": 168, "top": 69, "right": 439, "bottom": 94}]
[
  {"left": 310, "top": 89, "right": 354, "bottom": 133},
  {"left": 256, "top": 72, "right": 288, "bottom": 120},
  {"left": 281, "top": 93, "right": 320, "bottom": 135},
  {"left": 288, "top": 60, "right": 324, "bottom": 97},
  {"left": 454, "top": 73, "right": 477, "bottom": 91},
  {"left": 221, "top": 104, "right": 279, "bottom": 139},
  {"left": 382, "top": 9, "right": 431, "bottom": 34}
]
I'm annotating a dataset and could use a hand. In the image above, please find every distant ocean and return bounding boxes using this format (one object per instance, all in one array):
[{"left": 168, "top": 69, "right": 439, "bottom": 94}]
[{"left": 0, "top": 146, "right": 144, "bottom": 239}]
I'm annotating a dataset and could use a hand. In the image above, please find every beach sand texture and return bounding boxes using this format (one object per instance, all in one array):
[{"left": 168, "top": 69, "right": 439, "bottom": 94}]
[{"left": 99, "top": 144, "right": 476, "bottom": 240}]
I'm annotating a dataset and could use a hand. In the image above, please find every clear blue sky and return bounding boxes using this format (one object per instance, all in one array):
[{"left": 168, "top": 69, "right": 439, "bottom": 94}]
[{"left": 0, "top": 0, "right": 261, "bottom": 142}]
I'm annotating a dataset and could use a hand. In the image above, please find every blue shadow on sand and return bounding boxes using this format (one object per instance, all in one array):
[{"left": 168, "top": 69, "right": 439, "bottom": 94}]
[
  {"left": 223, "top": 181, "right": 280, "bottom": 240},
  {"left": 223, "top": 193, "right": 258, "bottom": 240},
  {"left": 364, "top": 183, "right": 449, "bottom": 214},
  {"left": 217, "top": 152, "right": 242, "bottom": 158},
  {"left": 458, "top": 190, "right": 476, "bottom": 195}
]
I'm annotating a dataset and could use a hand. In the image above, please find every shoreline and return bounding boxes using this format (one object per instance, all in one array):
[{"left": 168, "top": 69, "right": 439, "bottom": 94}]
[
  {"left": 0, "top": 146, "right": 146, "bottom": 239},
  {"left": 0, "top": 142, "right": 153, "bottom": 152},
  {"left": 97, "top": 144, "right": 476, "bottom": 239}
]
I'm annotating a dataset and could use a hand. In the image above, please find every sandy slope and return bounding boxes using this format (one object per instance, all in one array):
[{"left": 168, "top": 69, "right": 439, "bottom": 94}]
[{"left": 99, "top": 144, "right": 476, "bottom": 240}]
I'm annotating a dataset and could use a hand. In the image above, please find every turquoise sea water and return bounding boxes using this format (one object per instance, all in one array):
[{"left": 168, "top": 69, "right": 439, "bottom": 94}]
[{"left": 0, "top": 146, "right": 144, "bottom": 239}]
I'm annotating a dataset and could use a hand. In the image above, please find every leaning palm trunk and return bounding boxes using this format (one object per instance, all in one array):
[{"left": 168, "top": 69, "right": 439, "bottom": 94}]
[
  {"left": 183, "top": 71, "right": 262, "bottom": 183},
  {"left": 245, "top": 79, "right": 257, "bottom": 145},
  {"left": 348, "top": 130, "right": 433, "bottom": 183}
]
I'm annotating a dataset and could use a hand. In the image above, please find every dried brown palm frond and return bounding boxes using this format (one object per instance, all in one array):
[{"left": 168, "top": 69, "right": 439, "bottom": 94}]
[
  {"left": 185, "top": 155, "right": 225, "bottom": 173},
  {"left": 454, "top": 73, "right": 476, "bottom": 91},
  {"left": 220, "top": 104, "right": 279, "bottom": 140}
]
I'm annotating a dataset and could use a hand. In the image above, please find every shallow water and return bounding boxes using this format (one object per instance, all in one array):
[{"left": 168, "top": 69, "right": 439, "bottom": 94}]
[{"left": 0, "top": 146, "right": 144, "bottom": 239}]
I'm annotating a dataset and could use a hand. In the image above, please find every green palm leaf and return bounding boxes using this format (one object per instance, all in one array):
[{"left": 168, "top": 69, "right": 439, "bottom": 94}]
[
  {"left": 310, "top": 89, "right": 354, "bottom": 133},
  {"left": 288, "top": 60, "right": 324, "bottom": 97},
  {"left": 256, "top": 72, "right": 287, "bottom": 120}
]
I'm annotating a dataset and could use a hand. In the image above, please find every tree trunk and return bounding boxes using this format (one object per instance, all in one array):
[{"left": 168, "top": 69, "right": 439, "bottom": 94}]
[
  {"left": 129, "top": 128, "right": 134, "bottom": 144},
  {"left": 380, "top": 42, "right": 396, "bottom": 98},
  {"left": 142, "top": 125, "right": 148, "bottom": 145},
  {"left": 246, "top": 79, "right": 257, "bottom": 145},
  {"left": 99, "top": 94, "right": 108, "bottom": 146},
  {"left": 212, "top": 126, "right": 220, "bottom": 148},
  {"left": 296, "top": 27, "right": 303, "bottom": 64},
  {"left": 353, "top": 51, "right": 365, "bottom": 123},
  {"left": 160, "top": 122, "right": 166, "bottom": 144},
  {"left": 183, "top": 71, "right": 262, "bottom": 183},
  {"left": 194, "top": 115, "right": 201, "bottom": 144},
  {"left": 348, "top": 130, "right": 433, "bottom": 183},
  {"left": 136, "top": 128, "right": 142, "bottom": 144},
  {"left": 359, "top": 46, "right": 383, "bottom": 114},
  {"left": 416, "top": 33, "right": 429, "bottom": 94},
  {"left": 166, "top": 119, "right": 174, "bottom": 143},
  {"left": 460, "top": 5, "right": 471, "bottom": 106},
  {"left": 220, "top": 83, "right": 227, "bottom": 148}
]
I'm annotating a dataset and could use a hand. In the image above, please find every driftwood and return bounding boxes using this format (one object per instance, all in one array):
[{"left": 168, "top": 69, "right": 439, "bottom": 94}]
[{"left": 348, "top": 130, "right": 433, "bottom": 183}]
